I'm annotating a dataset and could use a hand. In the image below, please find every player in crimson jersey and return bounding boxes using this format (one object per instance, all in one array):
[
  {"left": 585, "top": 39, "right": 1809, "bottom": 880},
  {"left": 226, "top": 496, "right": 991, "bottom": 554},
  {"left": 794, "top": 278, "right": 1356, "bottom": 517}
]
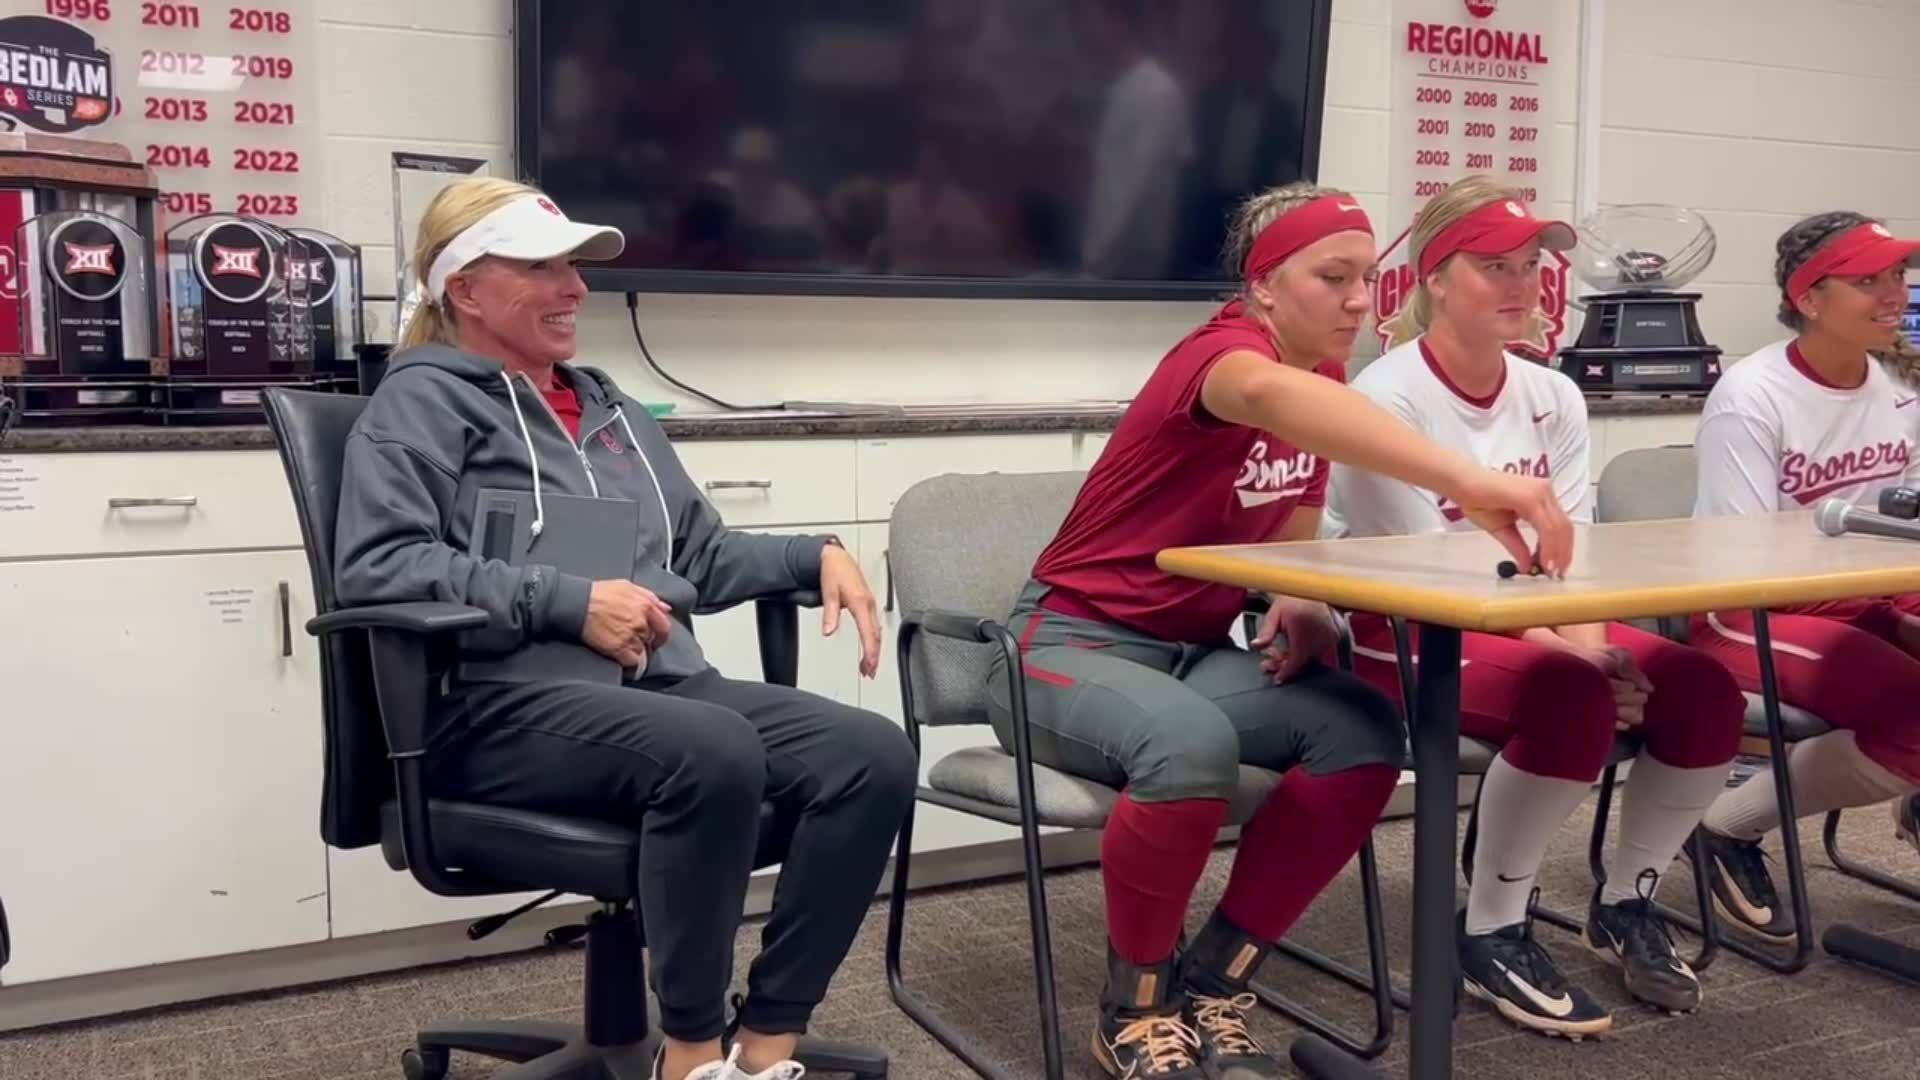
[
  {"left": 1688, "top": 211, "right": 1920, "bottom": 946},
  {"left": 1332, "top": 176, "right": 1744, "bottom": 1033},
  {"left": 991, "top": 181, "right": 1574, "bottom": 1080}
]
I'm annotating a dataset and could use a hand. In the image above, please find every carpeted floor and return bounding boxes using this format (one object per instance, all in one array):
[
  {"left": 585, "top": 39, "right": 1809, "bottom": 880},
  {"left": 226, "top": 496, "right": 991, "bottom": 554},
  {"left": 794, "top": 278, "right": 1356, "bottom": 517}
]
[{"left": 8, "top": 798, "right": 1920, "bottom": 1079}]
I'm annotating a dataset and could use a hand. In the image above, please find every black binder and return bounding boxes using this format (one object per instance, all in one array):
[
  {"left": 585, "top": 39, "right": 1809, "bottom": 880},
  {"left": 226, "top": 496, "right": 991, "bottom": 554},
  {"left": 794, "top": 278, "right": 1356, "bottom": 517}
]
[{"left": 465, "top": 487, "right": 643, "bottom": 685}]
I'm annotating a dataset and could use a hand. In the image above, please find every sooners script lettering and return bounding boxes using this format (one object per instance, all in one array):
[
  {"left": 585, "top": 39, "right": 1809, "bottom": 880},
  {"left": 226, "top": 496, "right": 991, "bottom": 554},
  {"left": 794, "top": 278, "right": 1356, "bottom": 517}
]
[{"left": 1779, "top": 441, "right": 1911, "bottom": 502}]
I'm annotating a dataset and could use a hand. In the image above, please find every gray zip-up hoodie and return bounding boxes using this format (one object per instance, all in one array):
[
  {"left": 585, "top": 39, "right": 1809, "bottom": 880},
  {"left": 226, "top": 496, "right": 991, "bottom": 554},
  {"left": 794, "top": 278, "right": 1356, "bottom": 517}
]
[{"left": 333, "top": 343, "right": 832, "bottom": 682}]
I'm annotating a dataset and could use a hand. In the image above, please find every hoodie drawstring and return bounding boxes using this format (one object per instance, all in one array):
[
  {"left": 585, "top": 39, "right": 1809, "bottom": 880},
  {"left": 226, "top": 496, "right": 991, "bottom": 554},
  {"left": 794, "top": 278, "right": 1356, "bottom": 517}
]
[
  {"left": 616, "top": 408, "right": 674, "bottom": 571},
  {"left": 502, "top": 371, "right": 546, "bottom": 539}
]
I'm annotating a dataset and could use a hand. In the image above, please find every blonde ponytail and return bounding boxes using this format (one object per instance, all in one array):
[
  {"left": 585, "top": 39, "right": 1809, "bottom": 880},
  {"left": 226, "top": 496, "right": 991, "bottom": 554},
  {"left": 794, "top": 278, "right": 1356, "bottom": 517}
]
[{"left": 395, "top": 176, "right": 540, "bottom": 350}]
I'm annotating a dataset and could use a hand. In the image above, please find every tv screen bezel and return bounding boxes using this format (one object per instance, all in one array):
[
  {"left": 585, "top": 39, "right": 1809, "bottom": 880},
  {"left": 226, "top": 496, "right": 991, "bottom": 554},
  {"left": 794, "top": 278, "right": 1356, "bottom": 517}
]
[{"left": 511, "top": 0, "right": 1334, "bottom": 301}]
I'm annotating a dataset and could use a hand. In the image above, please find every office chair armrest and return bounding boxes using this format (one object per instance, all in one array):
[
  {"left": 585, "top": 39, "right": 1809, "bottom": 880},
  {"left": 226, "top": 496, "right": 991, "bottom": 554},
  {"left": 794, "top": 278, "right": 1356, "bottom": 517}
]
[
  {"left": 752, "top": 591, "right": 820, "bottom": 689},
  {"left": 307, "top": 602, "right": 490, "bottom": 637},
  {"left": 906, "top": 608, "right": 997, "bottom": 643}
]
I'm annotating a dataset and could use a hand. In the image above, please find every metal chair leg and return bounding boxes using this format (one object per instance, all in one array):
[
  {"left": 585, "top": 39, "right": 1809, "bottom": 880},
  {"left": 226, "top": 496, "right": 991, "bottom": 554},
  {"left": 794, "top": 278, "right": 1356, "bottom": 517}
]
[
  {"left": 1661, "top": 610, "right": 1814, "bottom": 974},
  {"left": 1823, "top": 808, "right": 1920, "bottom": 903},
  {"left": 887, "top": 622, "right": 1064, "bottom": 1080}
]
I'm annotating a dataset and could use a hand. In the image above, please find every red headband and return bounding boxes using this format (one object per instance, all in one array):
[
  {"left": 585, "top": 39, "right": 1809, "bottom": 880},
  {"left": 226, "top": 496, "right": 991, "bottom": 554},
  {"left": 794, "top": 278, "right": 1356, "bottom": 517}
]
[
  {"left": 1785, "top": 222, "right": 1920, "bottom": 301},
  {"left": 1241, "top": 196, "right": 1374, "bottom": 283},
  {"left": 1417, "top": 198, "right": 1575, "bottom": 279}
]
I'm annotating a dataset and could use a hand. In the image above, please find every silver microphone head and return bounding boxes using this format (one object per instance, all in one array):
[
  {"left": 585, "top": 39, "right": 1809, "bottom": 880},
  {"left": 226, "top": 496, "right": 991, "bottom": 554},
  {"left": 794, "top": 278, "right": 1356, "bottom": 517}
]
[{"left": 1815, "top": 498, "right": 1852, "bottom": 537}]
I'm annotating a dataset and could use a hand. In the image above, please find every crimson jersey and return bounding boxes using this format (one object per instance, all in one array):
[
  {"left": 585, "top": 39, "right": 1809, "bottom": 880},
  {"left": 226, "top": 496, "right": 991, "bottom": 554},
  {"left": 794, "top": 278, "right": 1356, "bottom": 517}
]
[{"left": 1032, "top": 300, "right": 1336, "bottom": 643}]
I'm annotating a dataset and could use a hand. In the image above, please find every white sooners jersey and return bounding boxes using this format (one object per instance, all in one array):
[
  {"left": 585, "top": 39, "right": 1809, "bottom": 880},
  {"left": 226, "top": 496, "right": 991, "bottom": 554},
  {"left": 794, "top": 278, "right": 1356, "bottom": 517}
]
[
  {"left": 1694, "top": 338, "right": 1920, "bottom": 516},
  {"left": 1329, "top": 337, "right": 1594, "bottom": 538}
]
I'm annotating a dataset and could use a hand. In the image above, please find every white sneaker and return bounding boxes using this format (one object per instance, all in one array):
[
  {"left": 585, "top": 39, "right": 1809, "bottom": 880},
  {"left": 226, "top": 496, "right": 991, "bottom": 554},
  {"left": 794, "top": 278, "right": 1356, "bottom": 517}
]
[
  {"left": 735, "top": 1060, "right": 806, "bottom": 1080},
  {"left": 653, "top": 1044, "right": 747, "bottom": 1080}
]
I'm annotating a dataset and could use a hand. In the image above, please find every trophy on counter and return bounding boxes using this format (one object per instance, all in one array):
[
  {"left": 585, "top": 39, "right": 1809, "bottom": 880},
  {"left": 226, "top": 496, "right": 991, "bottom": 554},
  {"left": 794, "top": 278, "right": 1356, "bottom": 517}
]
[
  {"left": 0, "top": 134, "right": 160, "bottom": 426},
  {"left": 160, "top": 213, "right": 323, "bottom": 424},
  {"left": 288, "top": 227, "right": 365, "bottom": 393},
  {"left": 1557, "top": 204, "right": 1723, "bottom": 395}
]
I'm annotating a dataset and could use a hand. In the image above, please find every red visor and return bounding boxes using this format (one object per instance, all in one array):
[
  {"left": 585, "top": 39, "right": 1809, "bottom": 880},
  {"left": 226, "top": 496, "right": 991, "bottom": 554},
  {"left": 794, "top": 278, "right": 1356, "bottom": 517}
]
[
  {"left": 1785, "top": 222, "right": 1920, "bottom": 301},
  {"left": 1417, "top": 198, "right": 1576, "bottom": 280},
  {"left": 1242, "top": 196, "right": 1374, "bottom": 283}
]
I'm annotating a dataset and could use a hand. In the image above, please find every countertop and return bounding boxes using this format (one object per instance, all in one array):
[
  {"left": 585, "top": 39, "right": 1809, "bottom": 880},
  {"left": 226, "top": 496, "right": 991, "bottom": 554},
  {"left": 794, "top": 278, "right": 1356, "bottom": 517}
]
[{"left": 0, "top": 394, "right": 1704, "bottom": 453}]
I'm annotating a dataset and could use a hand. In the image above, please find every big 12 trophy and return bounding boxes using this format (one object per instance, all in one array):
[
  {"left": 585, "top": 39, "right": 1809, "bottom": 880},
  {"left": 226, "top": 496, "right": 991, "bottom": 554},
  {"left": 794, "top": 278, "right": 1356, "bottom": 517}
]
[
  {"left": 161, "top": 213, "right": 323, "bottom": 423},
  {"left": 287, "top": 227, "right": 365, "bottom": 393},
  {"left": 1558, "top": 204, "right": 1723, "bottom": 394},
  {"left": 0, "top": 134, "right": 160, "bottom": 426}
]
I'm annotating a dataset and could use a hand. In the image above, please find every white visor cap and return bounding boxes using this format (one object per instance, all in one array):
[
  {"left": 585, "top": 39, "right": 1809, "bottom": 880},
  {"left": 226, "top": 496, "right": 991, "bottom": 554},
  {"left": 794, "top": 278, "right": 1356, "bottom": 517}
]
[{"left": 426, "top": 193, "right": 624, "bottom": 303}]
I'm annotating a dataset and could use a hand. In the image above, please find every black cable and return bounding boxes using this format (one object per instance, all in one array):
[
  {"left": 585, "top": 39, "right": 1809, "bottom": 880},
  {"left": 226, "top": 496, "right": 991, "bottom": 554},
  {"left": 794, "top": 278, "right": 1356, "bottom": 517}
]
[{"left": 625, "top": 292, "right": 779, "bottom": 411}]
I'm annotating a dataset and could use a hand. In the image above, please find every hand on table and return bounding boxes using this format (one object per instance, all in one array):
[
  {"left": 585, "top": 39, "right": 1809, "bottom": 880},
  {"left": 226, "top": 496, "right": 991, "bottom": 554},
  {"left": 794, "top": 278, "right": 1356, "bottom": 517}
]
[{"left": 1451, "top": 468, "right": 1574, "bottom": 577}]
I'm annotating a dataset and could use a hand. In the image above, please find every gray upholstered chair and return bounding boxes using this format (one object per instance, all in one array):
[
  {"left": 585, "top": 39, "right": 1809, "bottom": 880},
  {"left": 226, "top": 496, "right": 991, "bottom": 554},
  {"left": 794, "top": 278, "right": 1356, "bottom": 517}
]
[
  {"left": 1593, "top": 445, "right": 1920, "bottom": 974},
  {"left": 882, "top": 471, "right": 1393, "bottom": 1080}
]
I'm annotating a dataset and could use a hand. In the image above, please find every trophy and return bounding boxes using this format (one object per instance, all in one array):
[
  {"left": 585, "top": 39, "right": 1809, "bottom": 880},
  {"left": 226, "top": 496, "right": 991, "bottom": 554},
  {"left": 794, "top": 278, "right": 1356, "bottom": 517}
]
[
  {"left": 11, "top": 209, "right": 158, "bottom": 424},
  {"left": 160, "top": 213, "right": 321, "bottom": 424},
  {"left": 0, "top": 134, "right": 160, "bottom": 426},
  {"left": 287, "top": 227, "right": 365, "bottom": 393},
  {"left": 1557, "top": 204, "right": 1723, "bottom": 394}
]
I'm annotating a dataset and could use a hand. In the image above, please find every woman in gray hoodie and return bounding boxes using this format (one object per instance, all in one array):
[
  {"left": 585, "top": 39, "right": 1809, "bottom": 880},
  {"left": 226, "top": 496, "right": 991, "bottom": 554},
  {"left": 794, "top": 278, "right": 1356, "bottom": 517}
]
[{"left": 334, "top": 177, "right": 914, "bottom": 1080}]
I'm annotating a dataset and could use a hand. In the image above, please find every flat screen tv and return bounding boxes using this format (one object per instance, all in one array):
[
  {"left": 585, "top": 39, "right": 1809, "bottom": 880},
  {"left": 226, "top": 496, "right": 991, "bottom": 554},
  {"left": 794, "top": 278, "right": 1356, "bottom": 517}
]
[
  {"left": 513, "top": 0, "right": 1332, "bottom": 299},
  {"left": 1907, "top": 281, "right": 1920, "bottom": 348}
]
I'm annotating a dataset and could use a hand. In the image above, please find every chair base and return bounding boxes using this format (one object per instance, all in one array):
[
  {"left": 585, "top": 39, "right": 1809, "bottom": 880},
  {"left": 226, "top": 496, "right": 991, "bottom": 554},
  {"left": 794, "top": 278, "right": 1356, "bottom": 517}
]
[{"left": 402, "top": 1021, "right": 888, "bottom": 1080}]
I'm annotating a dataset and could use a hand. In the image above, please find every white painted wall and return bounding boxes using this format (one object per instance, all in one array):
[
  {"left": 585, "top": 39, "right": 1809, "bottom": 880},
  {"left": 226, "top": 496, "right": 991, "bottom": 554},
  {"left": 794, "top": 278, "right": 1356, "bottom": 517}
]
[{"left": 312, "top": 0, "right": 1920, "bottom": 409}]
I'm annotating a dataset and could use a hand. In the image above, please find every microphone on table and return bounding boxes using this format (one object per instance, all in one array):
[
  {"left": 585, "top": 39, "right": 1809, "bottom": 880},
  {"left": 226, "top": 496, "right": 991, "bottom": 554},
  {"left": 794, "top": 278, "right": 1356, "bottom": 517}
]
[
  {"left": 1814, "top": 498, "right": 1920, "bottom": 542},
  {"left": 1879, "top": 486, "right": 1920, "bottom": 520}
]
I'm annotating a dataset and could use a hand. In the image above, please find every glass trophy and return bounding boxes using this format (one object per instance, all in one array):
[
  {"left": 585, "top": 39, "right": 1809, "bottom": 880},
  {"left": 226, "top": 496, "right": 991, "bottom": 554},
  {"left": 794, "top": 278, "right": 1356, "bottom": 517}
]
[
  {"left": 11, "top": 209, "right": 157, "bottom": 425},
  {"left": 160, "top": 212, "right": 319, "bottom": 424},
  {"left": 391, "top": 152, "right": 490, "bottom": 343},
  {"left": 288, "top": 226, "right": 365, "bottom": 393},
  {"left": 1557, "top": 204, "right": 1723, "bottom": 395}
]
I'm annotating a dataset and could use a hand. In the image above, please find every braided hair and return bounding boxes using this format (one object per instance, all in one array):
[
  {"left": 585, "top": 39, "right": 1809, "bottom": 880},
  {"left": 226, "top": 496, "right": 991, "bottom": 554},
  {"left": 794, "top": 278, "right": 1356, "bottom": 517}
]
[{"left": 1774, "top": 210, "right": 1920, "bottom": 387}]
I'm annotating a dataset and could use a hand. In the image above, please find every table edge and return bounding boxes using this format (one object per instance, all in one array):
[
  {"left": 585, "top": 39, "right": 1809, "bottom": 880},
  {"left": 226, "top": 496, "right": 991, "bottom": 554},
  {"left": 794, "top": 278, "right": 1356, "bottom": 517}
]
[{"left": 1156, "top": 549, "right": 1920, "bottom": 632}]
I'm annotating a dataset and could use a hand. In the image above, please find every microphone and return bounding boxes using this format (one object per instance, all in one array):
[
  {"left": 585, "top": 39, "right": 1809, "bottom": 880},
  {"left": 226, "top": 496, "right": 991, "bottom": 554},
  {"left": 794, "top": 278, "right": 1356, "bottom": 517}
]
[
  {"left": 1880, "top": 486, "right": 1920, "bottom": 520},
  {"left": 1815, "top": 498, "right": 1920, "bottom": 542}
]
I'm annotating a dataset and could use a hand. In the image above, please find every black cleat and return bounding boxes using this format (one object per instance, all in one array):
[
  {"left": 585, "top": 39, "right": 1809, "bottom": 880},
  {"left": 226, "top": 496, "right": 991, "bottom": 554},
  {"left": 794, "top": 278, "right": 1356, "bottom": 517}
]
[
  {"left": 1094, "top": 945, "right": 1207, "bottom": 1079},
  {"left": 1685, "top": 827, "right": 1796, "bottom": 943},
  {"left": 1459, "top": 903, "right": 1611, "bottom": 1040},
  {"left": 1585, "top": 869, "right": 1701, "bottom": 1014},
  {"left": 1176, "top": 911, "right": 1286, "bottom": 1080}
]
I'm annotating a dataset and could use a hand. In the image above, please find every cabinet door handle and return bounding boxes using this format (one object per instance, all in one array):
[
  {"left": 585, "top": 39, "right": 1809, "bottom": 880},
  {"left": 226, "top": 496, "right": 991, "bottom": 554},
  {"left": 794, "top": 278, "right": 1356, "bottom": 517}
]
[
  {"left": 107, "top": 496, "right": 197, "bottom": 508},
  {"left": 883, "top": 548, "right": 894, "bottom": 613},
  {"left": 278, "top": 580, "right": 293, "bottom": 658},
  {"left": 704, "top": 479, "right": 773, "bottom": 491}
]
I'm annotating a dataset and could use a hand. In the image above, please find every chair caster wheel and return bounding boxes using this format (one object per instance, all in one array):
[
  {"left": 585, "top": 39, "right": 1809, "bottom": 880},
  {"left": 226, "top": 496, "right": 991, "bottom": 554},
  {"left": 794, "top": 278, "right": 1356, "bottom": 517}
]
[{"left": 401, "top": 1046, "right": 449, "bottom": 1080}]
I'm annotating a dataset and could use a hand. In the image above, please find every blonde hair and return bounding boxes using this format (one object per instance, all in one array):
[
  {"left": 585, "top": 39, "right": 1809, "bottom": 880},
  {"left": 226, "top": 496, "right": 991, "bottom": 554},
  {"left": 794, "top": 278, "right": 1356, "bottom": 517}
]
[
  {"left": 1387, "top": 175, "right": 1527, "bottom": 348},
  {"left": 397, "top": 177, "right": 541, "bottom": 351},
  {"left": 1222, "top": 180, "right": 1354, "bottom": 294}
]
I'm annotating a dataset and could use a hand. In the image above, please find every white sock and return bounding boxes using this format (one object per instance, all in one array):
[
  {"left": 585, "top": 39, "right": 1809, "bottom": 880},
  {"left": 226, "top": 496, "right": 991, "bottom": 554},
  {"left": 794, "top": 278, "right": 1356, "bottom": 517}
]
[
  {"left": 1602, "top": 754, "right": 1732, "bottom": 904},
  {"left": 1702, "top": 730, "right": 1916, "bottom": 842},
  {"left": 1465, "top": 755, "right": 1591, "bottom": 934}
]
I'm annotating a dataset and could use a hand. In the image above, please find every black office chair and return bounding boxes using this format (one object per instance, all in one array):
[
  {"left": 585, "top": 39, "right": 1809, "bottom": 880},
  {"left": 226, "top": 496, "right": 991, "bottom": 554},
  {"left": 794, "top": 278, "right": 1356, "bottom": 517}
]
[{"left": 261, "top": 387, "right": 889, "bottom": 1080}]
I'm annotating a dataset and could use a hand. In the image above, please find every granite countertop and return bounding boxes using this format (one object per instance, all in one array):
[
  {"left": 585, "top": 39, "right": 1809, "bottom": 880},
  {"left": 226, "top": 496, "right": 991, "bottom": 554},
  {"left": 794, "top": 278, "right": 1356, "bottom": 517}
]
[{"left": 0, "top": 394, "right": 1704, "bottom": 453}]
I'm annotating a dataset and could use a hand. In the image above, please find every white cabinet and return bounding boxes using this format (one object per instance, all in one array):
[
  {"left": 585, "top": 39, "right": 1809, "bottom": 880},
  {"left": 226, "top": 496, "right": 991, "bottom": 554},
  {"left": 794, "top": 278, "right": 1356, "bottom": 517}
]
[
  {"left": 673, "top": 439, "right": 858, "bottom": 527},
  {"left": 692, "top": 526, "right": 863, "bottom": 706},
  {"left": 0, "top": 451, "right": 300, "bottom": 559},
  {"left": 854, "top": 434, "right": 1076, "bottom": 522},
  {"left": 327, "top": 847, "right": 552, "bottom": 941},
  {"left": 1073, "top": 431, "right": 1112, "bottom": 469},
  {"left": 0, "top": 550, "right": 327, "bottom": 984}
]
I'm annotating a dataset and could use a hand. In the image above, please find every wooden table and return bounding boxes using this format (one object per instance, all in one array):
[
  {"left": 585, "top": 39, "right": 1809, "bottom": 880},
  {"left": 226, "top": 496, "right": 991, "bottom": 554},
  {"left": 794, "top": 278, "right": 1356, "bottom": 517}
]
[{"left": 1158, "top": 510, "right": 1920, "bottom": 1080}]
